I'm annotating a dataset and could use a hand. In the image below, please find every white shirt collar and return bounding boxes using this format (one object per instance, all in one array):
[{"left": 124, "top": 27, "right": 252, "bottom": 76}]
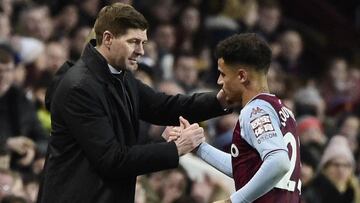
[{"left": 108, "top": 64, "right": 122, "bottom": 74}]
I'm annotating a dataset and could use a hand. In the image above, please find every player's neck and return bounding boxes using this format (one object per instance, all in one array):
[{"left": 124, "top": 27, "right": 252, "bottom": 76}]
[{"left": 242, "top": 80, "right": 269, "bottom": 107}]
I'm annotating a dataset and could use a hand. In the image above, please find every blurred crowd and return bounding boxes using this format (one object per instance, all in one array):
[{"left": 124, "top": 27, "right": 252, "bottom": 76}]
[{"left": 0, "top": 0, "right": 360, "bottom": 202}]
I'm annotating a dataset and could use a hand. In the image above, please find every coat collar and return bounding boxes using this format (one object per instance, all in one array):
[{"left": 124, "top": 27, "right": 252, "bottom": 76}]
[
  {"left": 109, "top": 64, "right": 122, "bottom": 74},
  {"left": 81, "top": 40, "right": 136, "bottom": 134},
  {"left": 81, "top": 40, "right": 114, "bottom": 84}
]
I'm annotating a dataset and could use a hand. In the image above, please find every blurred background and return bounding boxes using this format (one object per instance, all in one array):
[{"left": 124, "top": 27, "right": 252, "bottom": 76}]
[{"left": 0, "top": 0, "right": 359, "bottom": 202}]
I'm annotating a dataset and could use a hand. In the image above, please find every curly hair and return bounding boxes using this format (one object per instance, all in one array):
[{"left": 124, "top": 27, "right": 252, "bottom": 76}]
[{"left": 215, "top": 33, "right": 272, "bottom": 73}]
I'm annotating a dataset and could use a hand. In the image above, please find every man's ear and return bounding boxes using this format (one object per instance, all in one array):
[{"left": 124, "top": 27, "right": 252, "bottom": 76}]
[
  {"left": 102, "top": 31, "right": 113, "bottom": 48},
  {"left": 237, "top": 68, "right": 248, "bottom": 84}
]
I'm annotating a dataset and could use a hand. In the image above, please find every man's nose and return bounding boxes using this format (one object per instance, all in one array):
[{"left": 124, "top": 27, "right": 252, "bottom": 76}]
[
  {"left": 135, "top": 44, "right": 144, "bottom": 56},
  {"left": 217, "top": 76, "right": 223, "bottom": 85}
]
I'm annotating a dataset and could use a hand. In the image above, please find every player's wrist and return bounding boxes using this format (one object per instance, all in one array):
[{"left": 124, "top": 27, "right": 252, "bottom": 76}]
[{"left": 174, "top": 140, "right": 183, "bottom": 156}]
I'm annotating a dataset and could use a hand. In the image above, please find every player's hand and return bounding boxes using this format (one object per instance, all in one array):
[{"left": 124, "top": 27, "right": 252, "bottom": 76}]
[
  {"left": 161, "top": 116, "right": 190, "bottom": 142},
  {"left": 179, "top": 116, "right": 190, "bottom": 129},
  {"left": 174, "top": 118, "right": 204, "bottom": 156},
  {"left": 213, "top": 198, "right": 232, "bottom": 203},
  {"left": 161, "top": 126, "right": 181, "bottom": 142}
]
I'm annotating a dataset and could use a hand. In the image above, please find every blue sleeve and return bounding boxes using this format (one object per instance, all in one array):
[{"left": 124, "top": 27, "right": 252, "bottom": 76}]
[
  {"left": 230, "top": 150, "right": 290, "bottom": 203},
  {"left": 240, "top": 100, "right": 288, "bottom": 159},
  {"left": 196, "top": 142, "right": 233, "bottom": 177}
]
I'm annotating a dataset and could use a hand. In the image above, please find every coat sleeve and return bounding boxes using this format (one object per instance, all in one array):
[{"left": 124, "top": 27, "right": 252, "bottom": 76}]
[
  {"left": 62, "top": 85, "right": 179, "bottom": 179},
  {"left": 137, "top": 80, "right": 228, "bottom": 126}
]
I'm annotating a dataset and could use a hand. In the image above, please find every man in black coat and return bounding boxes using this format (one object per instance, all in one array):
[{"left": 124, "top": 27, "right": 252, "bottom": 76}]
[{"left": 38, "top": 3, "right": 229, "bottom": 203}]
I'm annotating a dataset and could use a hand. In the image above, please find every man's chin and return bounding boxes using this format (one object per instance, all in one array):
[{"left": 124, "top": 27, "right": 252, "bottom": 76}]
[{"left": 126, "top": 64, "right": 138, "bottom": 72}]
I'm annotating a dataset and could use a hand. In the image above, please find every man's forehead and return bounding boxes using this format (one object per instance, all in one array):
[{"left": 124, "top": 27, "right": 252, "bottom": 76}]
[{"left": 123, "top": 29, "right": 148, "bottom": 40}]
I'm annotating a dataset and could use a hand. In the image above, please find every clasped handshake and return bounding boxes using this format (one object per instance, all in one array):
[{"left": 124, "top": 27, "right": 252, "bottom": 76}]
[{"left": 161, "top": 116, "right": 205, "bottom": 156}]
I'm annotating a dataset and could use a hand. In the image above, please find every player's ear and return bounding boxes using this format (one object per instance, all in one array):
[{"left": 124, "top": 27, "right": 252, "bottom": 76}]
[{"left": 237, "top": 68, "right": 248, "bottom": 83}]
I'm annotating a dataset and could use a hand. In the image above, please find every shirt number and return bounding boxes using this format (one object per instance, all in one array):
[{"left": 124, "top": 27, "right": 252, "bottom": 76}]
[{"left": 274, "top": 132, "right": 301, "bottom": 192}]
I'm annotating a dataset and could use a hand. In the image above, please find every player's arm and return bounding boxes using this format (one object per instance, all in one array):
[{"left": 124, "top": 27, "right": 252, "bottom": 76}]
[
  {"left": 230, "top": 102, "right": 290, "bottom": 203},
  {"left": 196, "top": 142, "right": 233, "bottom": 177},
  {"left": 230, "top": 150, "right": 289, "bottom": 202},
  {"left": 163, "top": 117, "right": 233, "bottom": 177}
]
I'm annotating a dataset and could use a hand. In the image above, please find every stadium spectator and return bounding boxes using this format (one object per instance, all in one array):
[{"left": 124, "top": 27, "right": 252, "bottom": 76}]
[
  {"left": 17, "top": 5, "right": 53, "bottom": 42},
  {"left": 321, "top": 57, "right": 358, "bottom": 116},
  {"left": 173, "top": 53, "right": 200, "bottom": 92},
  {"left": 303, "top": 136, "right": 360, "bottom": 203},
  {"left": 253, "top": 0, "right": 283, "bottom": 42},
  {"left": 0, "top": 45, "right": 47, "bottom": 169}
]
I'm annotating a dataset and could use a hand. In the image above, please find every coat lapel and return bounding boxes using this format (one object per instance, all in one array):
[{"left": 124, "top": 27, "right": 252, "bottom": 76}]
[
  {"left": 122, "top": 73, "right": 139, "bottom": 137},
  {"left": 106, "top": 83, "right": 133, "bottom": 126}
]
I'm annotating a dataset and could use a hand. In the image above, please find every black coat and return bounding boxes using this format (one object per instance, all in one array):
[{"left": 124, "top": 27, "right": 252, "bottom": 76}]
[
  {"left": 302, "top": 174, "right": 355, "bottom": 203},
  {"left": 37, "top": 41, "right": 227, "bottom": 203}
]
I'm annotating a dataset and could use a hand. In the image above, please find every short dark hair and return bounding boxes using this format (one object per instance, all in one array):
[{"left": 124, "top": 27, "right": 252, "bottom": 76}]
[
  {"left": 216, "top": 33, "right": 272, "bottom": 72},
  {"left": 94, "top": 3, "right": 149, "bottom": 45}
]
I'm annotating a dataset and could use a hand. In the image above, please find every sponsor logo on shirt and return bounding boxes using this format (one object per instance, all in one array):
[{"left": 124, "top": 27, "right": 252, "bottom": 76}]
[
  {"left": 257, "top": 132, "right": 277, "bottom": 144},
  {"left": 250, "top": 107, "right": 265, "bottom": 118},
  {"left": 250, "top": 114, "right": 275, "bottom": 138},
  {"left": 231, "top": 144, "right": 239, "bottom": 157}
]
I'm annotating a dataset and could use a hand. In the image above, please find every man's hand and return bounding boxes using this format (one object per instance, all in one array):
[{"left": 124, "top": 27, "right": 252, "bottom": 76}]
[
  {"left": 6, "top": 136, "right": 36, "bottom": 166},
  {"left": 161, "top": 126, "right": 181, "bottom": 142},
  {"left": 161, "top": 116, "right": 192, "bottom": 142},
  {"left": 162, "top": 116, "right": 205, "bottom": 155},
  {"left": 6, "top": 136, "right": 35, "bottom": 155},
  {"left": 18, "top": 146, "right": 36, "bottom": 166},
  {"left": 174, "top": 117, "right": 204, "bottom": 156},
  {"left": 213, "top": 198, "right": 232, "bottom": 203},
  {"left": 179, "top": 116, "right": 190, "bottom": 129}
]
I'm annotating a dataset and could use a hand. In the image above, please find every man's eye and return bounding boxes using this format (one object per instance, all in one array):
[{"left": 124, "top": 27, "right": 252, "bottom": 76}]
[{"left": 128, "top": 39, "right": 138, "bottom": 44}]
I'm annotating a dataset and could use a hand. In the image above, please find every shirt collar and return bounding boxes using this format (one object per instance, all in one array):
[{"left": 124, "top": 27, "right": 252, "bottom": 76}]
[
  {"left": 108, "top": 64, "right": 122, "bottom": 74},
  {"left": 244, "top": 92, "right": 275, "bottom": 107}
]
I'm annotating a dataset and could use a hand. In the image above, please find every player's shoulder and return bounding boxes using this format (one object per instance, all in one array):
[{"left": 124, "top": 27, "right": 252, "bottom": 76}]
[{"left": 241, "top": 98, "right": 277, "bottom": 121}]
